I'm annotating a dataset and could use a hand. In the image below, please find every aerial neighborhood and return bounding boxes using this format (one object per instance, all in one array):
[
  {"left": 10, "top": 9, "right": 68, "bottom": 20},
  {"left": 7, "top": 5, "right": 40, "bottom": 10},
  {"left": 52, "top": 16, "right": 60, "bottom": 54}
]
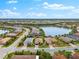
[{"left": 0, "top": 20, "right": 79, "bottom": 59}]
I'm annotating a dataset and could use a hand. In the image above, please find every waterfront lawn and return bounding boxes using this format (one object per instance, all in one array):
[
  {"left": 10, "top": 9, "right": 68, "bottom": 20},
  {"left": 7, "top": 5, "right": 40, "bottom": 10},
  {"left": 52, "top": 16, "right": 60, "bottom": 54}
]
[
  {"left": 70, "top": 40, "right": 79, "bottom": 45},
  {"left": 53, "top": 37, "right": 69, "bottom": 47}
]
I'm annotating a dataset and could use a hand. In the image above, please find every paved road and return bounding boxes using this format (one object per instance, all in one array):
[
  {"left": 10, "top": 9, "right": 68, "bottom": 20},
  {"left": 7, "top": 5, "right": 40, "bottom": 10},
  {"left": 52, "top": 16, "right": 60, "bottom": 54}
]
[
  {"left": 69, "top": 43, "right": 77, "bottom": 48},
  {"left": 35, "top": 45, "right": 39, "bottom": 49}
]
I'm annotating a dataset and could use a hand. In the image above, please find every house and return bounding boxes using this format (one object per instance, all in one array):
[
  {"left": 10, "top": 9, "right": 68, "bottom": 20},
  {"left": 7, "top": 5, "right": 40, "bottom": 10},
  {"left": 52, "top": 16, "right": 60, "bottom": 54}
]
[
  {"left": 68, "top": 35, "right": 79, "bottom": 41},
  {"left": 32, "top": 27, "right": 40, "bottom": 34},
  {"left": 0, "top": 37, "right": 11, "bottom": 45},
  {"left": 6, "top": 27, "right": 22, "bottom": 37},
  {"left": 11, "top": 55, "right": 39, "bottom": 59},
  {"left": 53, "top": 54, "right": 67, "bottom": 59},
  {"left": 45, "top": 37, "right": 52, "bottom": 44},
  {"left": 0, "top": 38, "right": 4, "bottom": 45},
  {"left": 77, "top": 27, "right": 79, "bottom": 32},
  {"left": 74, "top": 33, "right": 79, "bottom": 37},
  {"left": 51, "top": 38, "right": 58, "bottom": 43},
  {"left": 30, "top": 27, "right": 40, "bottom": 37},
  {"left": 45, "top": 36, "right": 57, "bottom": 44},
  {"left": 24, "top": 38, "right": 33, "bottom": 46},
  {"left": 6, "top": 32, "right": 20, "bottom": 37},
  {"left": 0, "top": 38, "right": 3, "bottom": 40},
  {"left": 14, "top": 28, "right": 22, "bottom": 33},
  {"left": 60, "top": 37, "right": 74, "bottom": 43},
  {"left": 71, "top": 52, "right": 79, "bottom": 59}
]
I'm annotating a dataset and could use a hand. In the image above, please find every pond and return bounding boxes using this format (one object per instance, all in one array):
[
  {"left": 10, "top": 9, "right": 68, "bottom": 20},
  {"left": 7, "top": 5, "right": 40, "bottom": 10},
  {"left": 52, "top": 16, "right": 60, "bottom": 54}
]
[
  {"left": 41, "top": 27, "right": 72, "bottom": 36},
  {"left": 0, "top": 30, "right": 9, "bottom": 34}
]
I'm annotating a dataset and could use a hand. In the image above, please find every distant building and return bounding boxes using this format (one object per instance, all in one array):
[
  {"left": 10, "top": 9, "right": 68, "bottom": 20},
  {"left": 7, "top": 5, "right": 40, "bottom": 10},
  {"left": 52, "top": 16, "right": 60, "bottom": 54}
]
[{"left": 14, "top": 28, "right": 22, "bottom": 33}]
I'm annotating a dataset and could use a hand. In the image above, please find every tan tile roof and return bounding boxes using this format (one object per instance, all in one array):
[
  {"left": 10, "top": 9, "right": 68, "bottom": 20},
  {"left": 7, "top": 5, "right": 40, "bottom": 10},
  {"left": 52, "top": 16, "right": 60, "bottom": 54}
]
[
  {"left": 0, "top": 37, "right": 11, "bottom": 45},
  {"left": 45, "top": 37, "right": 52, "bottom": 44},
  {"left": 75, "top": 33, "right": 79, "bottom": 37},
  {"left": 60, "top": 37, "right": 73, "bottom": 43},
  {"left": 71, "top": 52, "right": 79, "bottom": 59},
  {"left": 53, "top": 54, "right": 67, "bottom": 59},
  {"left": 6, "top": 33, "right": 18, "bottom": 37},
  {"left": 11, "top": 55, "right": 36, "bottom": 59}
]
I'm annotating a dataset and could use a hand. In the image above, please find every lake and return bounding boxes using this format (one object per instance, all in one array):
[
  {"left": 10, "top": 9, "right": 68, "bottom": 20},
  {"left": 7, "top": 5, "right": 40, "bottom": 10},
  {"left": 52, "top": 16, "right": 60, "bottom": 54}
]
[{"left": 41, "top": 27, "right": 71, "bottom": 36}]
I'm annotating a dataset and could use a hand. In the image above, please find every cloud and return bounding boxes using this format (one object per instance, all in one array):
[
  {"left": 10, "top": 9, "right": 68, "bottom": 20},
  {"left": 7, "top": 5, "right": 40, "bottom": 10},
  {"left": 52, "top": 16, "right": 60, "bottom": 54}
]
[
  {"left": 0, "top": 9, "right": 20, "bottom": 18},
  {"left": 72, "top": 9, "right": 79, "bottom": 14},
  {"left": 52, "top": 14, "right": 65, "bottom": 18},
  {"left": 64, "top": 8, "right": 79, "bottom": 16},
  {"left": 13, "top": 7, "right": 17, "bottom": 10},
  {"left": 43, "top": 2, "right": 75, "bottom": 10},
  {"left": 8, "top": 0, "right": 18, "bottom": 4},
  {"left": 26, "top": 12, "right": 47, "bottom": 17},
  {"left": 33, "top": 0, "right": 42, "bottom": 1}
]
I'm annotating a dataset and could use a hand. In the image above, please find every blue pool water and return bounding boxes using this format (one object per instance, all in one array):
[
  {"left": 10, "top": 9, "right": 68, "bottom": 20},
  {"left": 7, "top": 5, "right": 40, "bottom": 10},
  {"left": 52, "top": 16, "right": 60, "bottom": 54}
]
[
  {"left": 0, "top": 30, "right": 9, "bottom": 34},
  {"left": 41, "top": 27, "right": 71, "bottom": 36}
]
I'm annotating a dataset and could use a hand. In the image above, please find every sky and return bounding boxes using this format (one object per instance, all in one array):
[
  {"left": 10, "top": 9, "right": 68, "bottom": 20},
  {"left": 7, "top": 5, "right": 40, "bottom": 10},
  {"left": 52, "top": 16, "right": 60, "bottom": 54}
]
[{"left": 0, "top": 0, "right": 79, "bottom": 18}]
